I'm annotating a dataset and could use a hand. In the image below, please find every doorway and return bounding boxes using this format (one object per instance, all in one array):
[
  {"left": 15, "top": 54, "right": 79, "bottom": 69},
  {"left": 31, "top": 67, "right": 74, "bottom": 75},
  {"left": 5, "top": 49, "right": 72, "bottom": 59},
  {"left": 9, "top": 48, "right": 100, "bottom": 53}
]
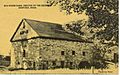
[
  {"left": 33, "top": 62, "right": 36, "bottom": 69},
  {"left": 61, "top": 61, "right": 65, "bottom": 68}
]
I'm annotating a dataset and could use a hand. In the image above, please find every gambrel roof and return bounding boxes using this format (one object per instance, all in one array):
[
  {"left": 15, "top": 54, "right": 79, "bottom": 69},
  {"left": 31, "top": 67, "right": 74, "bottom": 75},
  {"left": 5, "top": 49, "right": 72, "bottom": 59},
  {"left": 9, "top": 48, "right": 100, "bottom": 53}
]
[{"left": 10, "top": 19, "right": 88, "bottom": 42}]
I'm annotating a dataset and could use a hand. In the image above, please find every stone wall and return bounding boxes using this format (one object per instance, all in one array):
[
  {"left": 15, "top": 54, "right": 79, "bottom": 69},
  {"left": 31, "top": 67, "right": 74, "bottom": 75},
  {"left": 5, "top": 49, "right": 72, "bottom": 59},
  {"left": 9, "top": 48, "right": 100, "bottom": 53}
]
[
  {"left": 12, "top": 38, "right": 94, "bottom": 69},
  {"left": 11, "top": 38, "right": 118, "bottom": 70},
  {"left": 38, "top": 38, "right": 93, "bottom": 69}
]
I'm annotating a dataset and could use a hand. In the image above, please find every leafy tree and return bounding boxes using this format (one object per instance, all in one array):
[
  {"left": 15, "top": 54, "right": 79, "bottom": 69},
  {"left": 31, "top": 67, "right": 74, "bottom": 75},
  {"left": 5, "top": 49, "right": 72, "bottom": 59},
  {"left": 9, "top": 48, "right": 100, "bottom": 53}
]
[
  {"left": 91, "top": 38, "right": 109, "bottom": 69},
  {"left": 46, "top": 0, "right": 118, "bottom": 69},
  {"left": 64, "top": 20, "right": 110, "bottom": 69},
  {"left": 64, "top": 20, "right": 85, "bottom": 35},
  {"left": 64, "top": 20, "right": 96, "bottom": 41},
  {"left": 46, "top": 0, "right": 118, "bottom": 44}
]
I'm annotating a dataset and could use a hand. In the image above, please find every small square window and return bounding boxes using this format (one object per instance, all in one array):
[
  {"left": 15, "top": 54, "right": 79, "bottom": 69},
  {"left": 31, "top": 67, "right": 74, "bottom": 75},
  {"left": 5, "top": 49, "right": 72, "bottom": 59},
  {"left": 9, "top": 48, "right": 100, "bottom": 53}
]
[
  {"left": 26, "top": 30, "right": 28, "bottom": 33},
  {"left": 20, "top": 31, "right": 24, "bottom": 35},
  {"left": 52, "top": 61, "right": 56, "bottom": 65},
  {"left": 61, "top": 51, "right": 64, "bottom": 55},
  {"left": 108, "top": 50, "right": 112, "bottom": 53},
  {"left": 72, "top": 51, "right": 75, "bottom": 55},
  {"left": 46, "top": 61, "right": 48, "bottom": 64},
  {"left": 83, "top": 52, "right": 86, "bottom": 56},
  {"left": 18, "top": 62, "right": 20, "bottom": 65}
]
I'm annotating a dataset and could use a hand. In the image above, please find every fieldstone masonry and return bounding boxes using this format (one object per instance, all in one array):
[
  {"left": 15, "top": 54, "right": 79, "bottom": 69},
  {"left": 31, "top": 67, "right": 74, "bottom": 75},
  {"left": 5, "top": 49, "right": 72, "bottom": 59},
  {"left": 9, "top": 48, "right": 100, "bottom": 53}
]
[
  {"left": 12, "top": 38, "right": 94, "bottom": 69},
  {"left": 10, "top": 19, "right": 118, "bottom": 70}
]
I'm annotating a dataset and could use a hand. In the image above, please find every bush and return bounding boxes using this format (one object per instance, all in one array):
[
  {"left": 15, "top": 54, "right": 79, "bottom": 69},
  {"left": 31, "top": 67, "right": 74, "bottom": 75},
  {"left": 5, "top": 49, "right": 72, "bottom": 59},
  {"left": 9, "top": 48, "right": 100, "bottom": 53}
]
[{"left": 8, "top": 67, "right": 24, "bottom": 71}]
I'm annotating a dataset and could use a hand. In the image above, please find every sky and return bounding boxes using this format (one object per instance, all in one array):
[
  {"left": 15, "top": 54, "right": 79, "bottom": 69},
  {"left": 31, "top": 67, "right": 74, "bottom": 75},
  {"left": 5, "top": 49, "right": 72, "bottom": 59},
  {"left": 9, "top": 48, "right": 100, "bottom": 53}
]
[{"left": 0, "top": 0, "right": 88, "bottom": 55}]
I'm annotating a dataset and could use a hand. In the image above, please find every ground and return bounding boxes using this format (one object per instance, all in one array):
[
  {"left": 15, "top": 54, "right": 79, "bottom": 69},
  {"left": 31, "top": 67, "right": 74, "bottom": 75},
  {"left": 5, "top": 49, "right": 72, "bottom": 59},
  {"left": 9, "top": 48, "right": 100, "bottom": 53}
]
[{"left": 0, "top": 64, "right": 118, "bottom": 74}]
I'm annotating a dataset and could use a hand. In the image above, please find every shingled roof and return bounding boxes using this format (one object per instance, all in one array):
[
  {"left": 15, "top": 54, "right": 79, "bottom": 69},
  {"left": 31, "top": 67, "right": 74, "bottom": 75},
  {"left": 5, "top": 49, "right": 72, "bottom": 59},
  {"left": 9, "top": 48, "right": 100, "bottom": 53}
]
[{"left": 10, "top": 19, "right": 87, "bottom": 42}]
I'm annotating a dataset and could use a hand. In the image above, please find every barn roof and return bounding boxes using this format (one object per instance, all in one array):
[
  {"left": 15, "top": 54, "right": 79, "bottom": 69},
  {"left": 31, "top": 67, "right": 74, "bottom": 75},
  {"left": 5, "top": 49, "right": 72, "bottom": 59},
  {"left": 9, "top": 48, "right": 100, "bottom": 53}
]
[
  {"left": 25, "top": 19, "right": 84, "bottom": 41},
  {"left": 10, "top": 19, "right": 89, "bottom": 42}
]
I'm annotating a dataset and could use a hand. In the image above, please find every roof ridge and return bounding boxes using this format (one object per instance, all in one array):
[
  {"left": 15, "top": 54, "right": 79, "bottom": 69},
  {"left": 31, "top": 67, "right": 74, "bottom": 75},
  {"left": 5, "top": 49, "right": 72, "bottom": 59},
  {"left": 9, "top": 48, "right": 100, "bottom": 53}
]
[{"left": 24, "top": 18, "right": 62, "bottom": 26}]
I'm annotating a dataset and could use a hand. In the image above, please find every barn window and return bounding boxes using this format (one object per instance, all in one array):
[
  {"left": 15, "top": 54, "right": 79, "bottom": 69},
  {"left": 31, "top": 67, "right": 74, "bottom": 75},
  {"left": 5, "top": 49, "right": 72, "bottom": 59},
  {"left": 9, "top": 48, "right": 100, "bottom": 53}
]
[
  {"left": 83, "top": 52, "right": 86, "bottom": 56},
  {"left": 20, "top": 31, "right": 24, "bottom": 35},
  {"left": 33, "top": 62, "right": 36, "bottom": 69},
  {"left": 46, "top": 61, "right": 48, "bottom": 64},
  {"left": 72, "top": 51, "right": 75, "bottom": 55},
  {"left": 61, "top": 51, "right": 64, "bottom": 55},
  {"left": 52, "top": 61, "right": 56, "bottom": 65},
  {"left": 108, "top": 50, "right": 112, "bottom": 53},
  {"left": 18, "top": 62, "right": 20, "bottom": 65},
  {"left": 23, "top": 50, "right": 26, "bottom": 57},
  {"left": 70, "top": 62, "right": 73, "bottom": 66},
  {"left": 26, "top": 30, "right": 28, "bottom": 33}
]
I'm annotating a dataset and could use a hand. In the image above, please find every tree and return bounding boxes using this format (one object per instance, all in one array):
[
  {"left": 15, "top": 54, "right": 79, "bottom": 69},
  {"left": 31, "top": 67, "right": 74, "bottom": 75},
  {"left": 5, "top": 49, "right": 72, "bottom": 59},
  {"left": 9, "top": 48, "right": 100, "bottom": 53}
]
[
  {"left": 46, "top": 0, "right": 118, "bottom": 44},
  {"left": 64, "top": 19, "right": 96, "bottom": 41},
  {"left": 91, "top": 37, "right": 109, "bottom": 69},
  {"left": 46, "top": 0, "right": 118, "bottom": 69},
  {"left": 64, "top": 20, "right": 110, "bottom": 69}
]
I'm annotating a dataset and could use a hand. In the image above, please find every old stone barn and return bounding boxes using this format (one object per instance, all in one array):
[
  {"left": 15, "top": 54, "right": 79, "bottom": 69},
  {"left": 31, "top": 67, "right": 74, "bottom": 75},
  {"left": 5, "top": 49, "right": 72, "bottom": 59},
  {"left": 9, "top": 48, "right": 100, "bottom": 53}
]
[{"left": 10, "top": 19, "right": 118, "bottom": 70}]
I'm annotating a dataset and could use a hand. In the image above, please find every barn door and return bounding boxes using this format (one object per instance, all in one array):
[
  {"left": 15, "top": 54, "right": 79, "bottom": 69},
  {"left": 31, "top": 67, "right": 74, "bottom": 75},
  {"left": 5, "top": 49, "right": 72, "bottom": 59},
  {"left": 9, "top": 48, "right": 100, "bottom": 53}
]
[
  {"left": 114, "top": 53, "right": 118, "bottom": 63},
  {"left": 61, "top": 61, "right": 64, "bottom": 68},
  {"left": 33, "top": 62, "right": 36, "bottom": 69}
]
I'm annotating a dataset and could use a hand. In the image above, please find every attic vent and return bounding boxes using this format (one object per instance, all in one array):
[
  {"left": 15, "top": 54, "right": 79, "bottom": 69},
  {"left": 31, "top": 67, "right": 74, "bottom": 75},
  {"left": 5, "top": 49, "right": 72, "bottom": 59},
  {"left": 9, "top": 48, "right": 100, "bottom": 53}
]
[
  {"left": 20, "top": 31, "right": 24, "bottom": 35},
  {"left": 26, "top": 30, "right": 28, "bottom": 33},
  {"left": 23, "top": 50, "right": 26, "bottom": 57},
  {"left": 23, "top": 22, "right": 25, "bottom": 28}
]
